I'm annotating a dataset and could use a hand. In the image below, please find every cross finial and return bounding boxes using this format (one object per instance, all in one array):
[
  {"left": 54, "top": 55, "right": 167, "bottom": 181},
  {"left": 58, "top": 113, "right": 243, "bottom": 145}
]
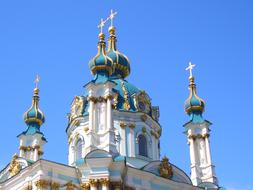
[
  {"left": 107, "top": 9, "right": 117, "bottom": 27},
  {"left": 98, "top": 18, "right": 107, "bottom": 34},
  {"left": 34, "top": 75, "right": 40, "bottom": 89},
  {"left": 186, "top": 62, "right": 195, "bottom": 78}
]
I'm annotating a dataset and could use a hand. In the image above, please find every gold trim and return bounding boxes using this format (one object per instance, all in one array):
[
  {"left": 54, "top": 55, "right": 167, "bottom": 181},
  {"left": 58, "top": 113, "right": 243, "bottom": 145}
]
[
  {"left": 89, "top": 179, "right": 99, "bottom": 186},
  {"left": 35, "top": 180, "right": 49, "bottom": 189},
  {"left": 100, "top": 178, "right": 110, "bottom": 186},
  {"left": 80, "top": 183, "right": 90, "bottom": 190},
  {"left": 9, "top": 154, "right": 21, "bottom": 177},
  {"left": 120, "top": 122, "right": 126, "bottom": 129},
  {"left": 159, "top": 156, "right": 173, "bottom": 179},
  {"left": 129, "top": 123, "right": 136, "bottom": 129}
]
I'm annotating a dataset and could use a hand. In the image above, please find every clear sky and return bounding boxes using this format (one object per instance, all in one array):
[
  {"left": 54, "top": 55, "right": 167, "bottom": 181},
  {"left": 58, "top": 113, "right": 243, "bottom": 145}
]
[{"left": 0, "top": 1, "right": 252, "bottom": 189}]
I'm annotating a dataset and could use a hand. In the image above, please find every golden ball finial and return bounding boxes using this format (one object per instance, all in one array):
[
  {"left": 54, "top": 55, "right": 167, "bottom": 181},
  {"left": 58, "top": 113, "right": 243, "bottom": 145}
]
[
  {"left": 34, "top": 88, "right": 39, "bottom": 96},
  {"left": 108, "top": 26, "right": 116, "bottom": 36},
  {"left": 99, "top": 32, "right": 105, "bottom": 41}
]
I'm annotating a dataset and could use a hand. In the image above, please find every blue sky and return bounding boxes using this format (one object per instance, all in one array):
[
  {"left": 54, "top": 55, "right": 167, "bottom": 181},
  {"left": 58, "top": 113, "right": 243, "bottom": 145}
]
[{"left": 0, "top": 0, "right": 252, "bottom": 189}]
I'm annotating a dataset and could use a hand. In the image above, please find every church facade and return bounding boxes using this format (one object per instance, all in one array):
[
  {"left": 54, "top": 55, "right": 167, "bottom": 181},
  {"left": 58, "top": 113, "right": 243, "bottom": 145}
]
[{"left": 0, "top": 12, "right": 219, "bottom": 190}]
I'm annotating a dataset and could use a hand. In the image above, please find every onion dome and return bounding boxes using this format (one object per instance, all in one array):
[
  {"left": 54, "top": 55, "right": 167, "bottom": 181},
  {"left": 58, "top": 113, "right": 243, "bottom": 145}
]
[
  {"left": 107, "top": 26, "right": 130, "bottom": 78},
  {"left": 88, "top": 32, "right": 113, "bottom": 76},
  {"left": 184, "top": 76, "right": 205, "bottom": 115},
  {"left": 23, "top": 87, "right": 45, "bottom": 126}
]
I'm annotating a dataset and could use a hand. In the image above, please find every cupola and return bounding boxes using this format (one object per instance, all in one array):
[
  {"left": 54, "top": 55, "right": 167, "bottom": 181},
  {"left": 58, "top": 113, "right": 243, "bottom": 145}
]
[
  {"left": 88, "top": 19, "right": 113, "bottom": 77},
  {"left": 23, "top": 86, "right": 45, "bottom": 127},
  {"left": 107, "top": 26, "right": 130, "bottom": 78}
]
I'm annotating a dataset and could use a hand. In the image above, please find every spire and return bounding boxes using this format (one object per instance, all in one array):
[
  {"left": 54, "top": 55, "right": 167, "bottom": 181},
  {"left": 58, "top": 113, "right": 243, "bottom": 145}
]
[
  {"left": 88, "top": 18, "right": 113, "bottom": 77},
  {"left": 23, "top": 75, "right": 45, "bottom": 128},
  {"left": 184, "top": 62, "right": 205, "bottom": 123},
  {"left": 106, "top": 10, "right": 131, "bottom": 78}
]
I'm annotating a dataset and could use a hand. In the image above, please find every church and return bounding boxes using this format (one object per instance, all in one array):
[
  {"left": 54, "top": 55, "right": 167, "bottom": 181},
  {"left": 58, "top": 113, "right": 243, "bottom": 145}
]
[{"left": 0, "top": 11, "right": 219, "bottom": 190}]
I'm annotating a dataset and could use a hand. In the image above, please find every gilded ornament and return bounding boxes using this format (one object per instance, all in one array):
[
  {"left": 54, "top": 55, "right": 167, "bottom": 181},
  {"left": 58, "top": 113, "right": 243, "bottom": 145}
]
[
  {"left": 81, "top": 183, "right": 90, "bottom": 190},
  {"left": 100, "top": 178, "right": 110, "bottom": 185},
  {"left": 113, "top": 93, "right": 119, "bottom": 109},
  {"left": 50, "top": 182, "right": 59, "bottom": 190},
  {"left": 121, "top": 81, "right": 130, "bottom": 111},
  {"left": 66, "top": 182, "right": 76, "bottom": 190},
  {"left": 128, "top": 123, "right": 136, "bottom": 129},
  {"left": 120, "top": 122, "right": 126, "bottom": 129},
  {"left": 9, "top": 154, "right": 21, "bottom": 177},
  {"left": 35, "top": 179, "right": 49, "bottom": 189},
  {"left": 23, "top": 185, "right": 32, "bottom": 190},
  {"left": 89, "top": 179, "right": 99, "bottom": 186},
  {"left": 134, "top": 91, "right": 151, "bottom": 114},
  {"left": 159, "top": 156, "right": 173, "bottom": 179},
  {"left": 70, "top": 96, "right": 84, "bottom": 121}
]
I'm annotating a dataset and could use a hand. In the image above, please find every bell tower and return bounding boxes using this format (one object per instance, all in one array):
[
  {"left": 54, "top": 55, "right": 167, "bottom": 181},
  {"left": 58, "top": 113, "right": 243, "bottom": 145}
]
[
  {"left": 18, "top": 76, "right": 46, "bottom": 162},
  {"left": 184, "top": 62, "right": 218, "bottom": 186}
]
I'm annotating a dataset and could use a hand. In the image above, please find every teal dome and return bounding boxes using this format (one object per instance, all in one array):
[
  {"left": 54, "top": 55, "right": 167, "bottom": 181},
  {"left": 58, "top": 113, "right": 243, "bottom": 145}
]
[
  {"left": 23, "top": 88, "right": 45, "bottom": 126},
  {"left": 89, "top": 33, "right": 113, "bottom": 76},
  {"left": 107, "top": 27, "right": 130, "bottom": 78},
  {"left": 184, "top": 77, "right": 205, "bottom": 114}
]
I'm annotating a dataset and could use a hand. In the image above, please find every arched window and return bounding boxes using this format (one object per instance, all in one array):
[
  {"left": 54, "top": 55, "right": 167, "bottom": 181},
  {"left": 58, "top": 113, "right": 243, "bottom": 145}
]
[
  {"left": 138, "top": 134, "right": 148, "bottom": 157},
  {"left": 75, "top": 139, "right": 83, "bottom": 160}
]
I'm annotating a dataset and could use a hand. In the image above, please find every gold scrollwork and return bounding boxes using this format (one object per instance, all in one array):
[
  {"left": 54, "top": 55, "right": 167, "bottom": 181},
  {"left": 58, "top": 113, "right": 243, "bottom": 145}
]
[
  {"left": 80, "top": 183, "right": 90, "bottom": 190},
  {"left": 9, "top": 154, "right": 21, "bottom": 177},
  {"left": 159, "top": 156, "right": 173, "bottom": 179},
  {"left": 128, "top": 123, "right": 136, "bottom": 129},
  {"left": 121, "top": 81, "right": 130, "bottom": 111},
  {"left": 120, "top": 122, "right": 126, "bottom": 129},
  {"left": 66, "top": 182, "right": 76, "bottom": 190},
  {"left": 70, "top": 96, "right": 85, "bottom": 121},
  {"left": 134, "top": 91, "right": 151, "bottom": 114},
  {"left": 89, "top": 179, "right": 99, "bottom": 186},
  {"left": 100, "top": 178, "right": 110, "bottom": 186},
  {"left": 35, "top": 179, "right": 49, "bottom": 189}
]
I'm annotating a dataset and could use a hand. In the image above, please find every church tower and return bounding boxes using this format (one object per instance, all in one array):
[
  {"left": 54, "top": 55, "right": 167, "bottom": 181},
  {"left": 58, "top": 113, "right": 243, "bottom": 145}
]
[
  {"left": 184, "top": 63, "right": 218, "bottom": 187},
  {"left": 67, "top": 11, "right": 161, "bottom": 167},
  {"left": 18, "top": 76, "right": 46, "bottom": 162}
]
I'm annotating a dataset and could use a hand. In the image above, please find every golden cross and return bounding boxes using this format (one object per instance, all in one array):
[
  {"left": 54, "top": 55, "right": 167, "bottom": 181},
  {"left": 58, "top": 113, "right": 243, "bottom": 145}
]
[
  {"left": 34, "top": 75, "right": 40, "bottom": 88},
  {"left": 107, "top": 9, "right": 117, "bottom": 27},
  {"left": 186, "top": 62, "right": 195, "bottom": 78},
  {"left": 98, "top": 18, "right": 107, "bottom": 33}
]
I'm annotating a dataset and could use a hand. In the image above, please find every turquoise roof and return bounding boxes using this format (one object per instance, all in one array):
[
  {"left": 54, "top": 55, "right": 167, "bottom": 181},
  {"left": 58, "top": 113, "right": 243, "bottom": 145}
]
[
  {"left": 20, "top": 88, "right": 46, "bottom": 140},
  {"left": 107, "top": 26, "right": 130, "bottom": 78},
  {"left": 80, "top": 74, "right": 155, "bottom": 118},
  {"left": 88, "top": 33, "right": 113, "bottom": 76},
  {"left": 184, "top": 77, "right": 205, "bottom": 115},
  {"left": 23, "top": 88, "right": 45, "bottom": 126}
]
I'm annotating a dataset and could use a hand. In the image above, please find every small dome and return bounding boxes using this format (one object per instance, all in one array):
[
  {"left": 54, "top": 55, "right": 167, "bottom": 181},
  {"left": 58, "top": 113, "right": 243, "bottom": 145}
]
[
  {"left": 88, "top": 33, "right": 113, "bottom": 76},
  {"left": 23, "top": 88, "right": 45, "bottom": 126},
  {"left": 184, "top": 77, "right": 205, "bottom": 114},
  {"left": 107, "top": 27, "right": 130, "bottom": 78}
]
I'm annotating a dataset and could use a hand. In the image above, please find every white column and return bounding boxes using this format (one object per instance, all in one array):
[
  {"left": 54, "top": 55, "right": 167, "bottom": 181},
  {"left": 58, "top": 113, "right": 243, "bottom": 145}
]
[
  {"left": 89, "top": 180, "right": 98, "bottom": 190},
  {"left": 107, "top": 98, "right": 112, "bottom": 131},
  {"left": 205, "top": 136, "right": 212, "bottom": 164},
  {"left": 89, "top": 99, "right": 94, "bottom": 131},
  {"left": 189, "top": 137, "right": 196, "bottom": 166},
  {"left": 101, "top": 183, "right": 109, "bottom": 190},
  {"left": 34, "top": 148, "right": 38, "bottom": 161},
  {"left": 120, "top": 124, "right": 126, "bottom": 156},
  {"left": 19, "top": 139, "right": 25, "bottom": 157},
  {"left": 129, "top": 127, "right": 135, "bottom": 157}
]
